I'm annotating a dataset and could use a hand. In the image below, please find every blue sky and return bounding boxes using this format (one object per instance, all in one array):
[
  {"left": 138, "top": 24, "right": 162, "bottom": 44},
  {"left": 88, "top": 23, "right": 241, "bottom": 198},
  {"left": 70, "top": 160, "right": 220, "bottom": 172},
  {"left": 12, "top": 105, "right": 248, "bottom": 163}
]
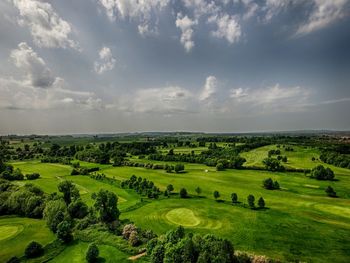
[{"left": 0, "top": 0, "right": 349, "bottom": 134}]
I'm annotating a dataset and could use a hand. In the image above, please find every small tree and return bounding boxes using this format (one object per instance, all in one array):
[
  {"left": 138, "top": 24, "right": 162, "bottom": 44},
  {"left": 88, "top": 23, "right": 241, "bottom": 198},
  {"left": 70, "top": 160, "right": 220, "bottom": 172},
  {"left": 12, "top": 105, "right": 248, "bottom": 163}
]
[
  {"left": 195, "top": 186, "right": 202, "bottom": 196},
  {"left": 167, "top": 184, "right": 174, "bottom": 194},
  {"left": 174, "top": 164, "right": 185, "bottom": 173},
  {"left": 68, "top": 199, "right": 88, "bottom": 219},
  {"left": 92, "top": 189, "right": 119, "bottom": 223},
  {"left": 58, "top": 180, "right": 80, "bottom": 205},
  {"left": 86, "top": 243, "right": 99, "bottom": 263},
  {"left": 216, "top": 162, "right": 224, "bottom": 171},
  {"left": 247, "top": 194, "right": 255, "bottom": 209},
  {"left": 213, "top": 190, "right": 220, "bottom": 201},
  {"left": 129, "top": 231, "right": 139, "bottom": 246},
  {"left": 258, "top": 197, "right": 265, "bottom": 209},
  {"left": 25, "top": 241, "right": 43, "bottom": 258},
  {"left": 231, "top": 193, "right": 238, "bottom": 204},
  {"left": 56, "top": 220, "right": 73, "bottom": 243},
  {"left": 179, "top": 188, "right": 188, "bottom": 198},
  {"left": 325, "top": 186, "right": 337, "bottom": 197}
]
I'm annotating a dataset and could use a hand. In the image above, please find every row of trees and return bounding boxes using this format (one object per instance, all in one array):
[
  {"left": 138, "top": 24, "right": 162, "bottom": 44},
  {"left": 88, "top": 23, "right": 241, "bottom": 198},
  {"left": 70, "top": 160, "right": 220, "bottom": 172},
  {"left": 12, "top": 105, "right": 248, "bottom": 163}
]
[
  {"left": 320, "top": 151, "right": 350, "bottom": 169},
  {"left": 121, "top": 175, "right": 161, "bottom": 199}
]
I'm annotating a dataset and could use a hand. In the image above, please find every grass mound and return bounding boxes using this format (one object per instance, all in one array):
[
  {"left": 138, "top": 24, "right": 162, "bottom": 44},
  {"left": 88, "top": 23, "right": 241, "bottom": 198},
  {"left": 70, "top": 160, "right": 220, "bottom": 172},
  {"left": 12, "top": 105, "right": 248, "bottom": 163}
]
[
  {"left": 166, "top": 208, "right": 201, "bottom": 227},
  {"left": 0, "top": 225, "right": 23, "bottom": 241}
]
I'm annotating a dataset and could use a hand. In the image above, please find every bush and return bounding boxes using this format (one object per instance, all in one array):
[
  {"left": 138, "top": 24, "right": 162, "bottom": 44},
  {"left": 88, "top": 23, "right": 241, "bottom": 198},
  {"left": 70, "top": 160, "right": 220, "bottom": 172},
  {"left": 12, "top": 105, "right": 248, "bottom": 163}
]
[
  {"left": 6, "top": 256, "right": 20, "bottom": 263},
  {"left": 86, "top": 243, "right": 99, "bottom": 263},
  {"left": 129, "top": 231, "right": 139, "bottom": 246},
  {"left": 179, "top": 188, "right": 188, "bottom": 198},
  {"left": 263, "top": 178, "right": 280, "bottom": 190},
  {"left": 56, "top": 220, "right": 73, "bottom": 243},
  {"left": 325, "top": 186, "right": 337, "bottom": 197},
  {"left": 25, "top": 173, "right": 40, "bottom": 180},
  {"left": 68, "top": 199, "right": 89, "bottom": 219},
  {"left": 310, "top": 165, "right": 335, "bottom": 180},
  {"left": 174, "top": 164, "right": 185, "bottom": 173},
  {"left": 25, "top": 241, "right": 44, "bottom": 258}
]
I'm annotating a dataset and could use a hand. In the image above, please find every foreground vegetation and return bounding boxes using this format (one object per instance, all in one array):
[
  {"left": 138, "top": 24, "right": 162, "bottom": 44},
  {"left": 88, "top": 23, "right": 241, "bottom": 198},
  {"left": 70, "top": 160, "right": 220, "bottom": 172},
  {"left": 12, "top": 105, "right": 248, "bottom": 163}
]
[{"left": 1, "top": 133, "right": 350, "bottom": 262}]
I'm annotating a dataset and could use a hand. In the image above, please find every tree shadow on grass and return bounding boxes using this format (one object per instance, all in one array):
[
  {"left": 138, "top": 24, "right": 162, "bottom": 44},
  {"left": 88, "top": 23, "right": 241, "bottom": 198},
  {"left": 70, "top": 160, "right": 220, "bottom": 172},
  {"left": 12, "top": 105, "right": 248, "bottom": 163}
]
[{"left": 96, "top": 257, "right": 106, "bottom": 263}]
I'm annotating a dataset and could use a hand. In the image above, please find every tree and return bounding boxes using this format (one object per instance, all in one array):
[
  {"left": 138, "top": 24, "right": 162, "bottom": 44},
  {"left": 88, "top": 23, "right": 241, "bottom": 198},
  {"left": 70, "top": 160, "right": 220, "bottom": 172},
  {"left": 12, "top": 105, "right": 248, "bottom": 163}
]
[
  {"left": 58, "top": 180, "right": 80, "bottom": 205},
  {"left": 174, "top": 164, "right": 185, "bottom": 173},
  {"left": 325, "top": 186, "right": 337, "bottom": 197},
  {"left": 56, "top": 220, "right": 73, "bottom": 243},
  {"left": 43, "top": 200, "right": 67, "bottom": 233},
  {"left": 86, "top": 243, "right": 99, "bottom": 263},
  {"left": 263, "top": 178, "right": 279, "bottom": 190},
  {"left": 258, "top": 197, "right": 265, "bottom": 209},
  {"left": 262, "top": 158, "right": 285, "bottom": 172},
  {"left": 68, "top": 199, "right": 88, "bottom": 219},
  {"left": 213, "top": 190, "right": 220, "bottom": 200},
  {"left": 92, "top": 189, "right": 120, "bottom": 223},
  {"left": 179, "top": 188, "right": 188, "bottom": 198},
  {"left": 195, "top": 186, "right": 202, "bottom": 196},
  {"left": 25, "top": 241, "right": 43, "bottom": 258},
  {"left": 167, "top": 184, "right": 174, "bottom": 194},
  {"left": 129, "top": 231, "right": 139, "bottom": 246},
  {"left": 216, "top": 162, "right": 224, "bottom": 171},
  {"left": 247, "top": 194, "right": 255, "bottom": 209},
  {"left": 310, "top": 165, "right": 335, "bottom": 180},
  {"left": 25, "top": 173, "right": 40, "bottom": 180},
  {"left": 231, "top": 193, "right": 238, "bottom": 204}
]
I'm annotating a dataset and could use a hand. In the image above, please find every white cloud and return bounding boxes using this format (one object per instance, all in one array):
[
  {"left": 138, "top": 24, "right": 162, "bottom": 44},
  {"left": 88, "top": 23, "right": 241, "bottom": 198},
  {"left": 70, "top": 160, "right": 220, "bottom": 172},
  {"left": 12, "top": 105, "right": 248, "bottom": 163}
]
[
  {"left": 230, "top": 87, "right": 248, "bottom": 99},
  {"left": 94, "top": 47, "right": 116, "bottom": 74},
  {"left": 175, "top": 14, "right": 197, "bottom": 52},
  {"left": 199, "top": 75, "right": 217, "bottom": 101},
  {"left": 12, "top": 0, "right": 79, "bottom": 49},
  {"left": 182, "top": 0, "right": 221, "bottom": 18},
  {"left": 210, "top": 14, "right": 241, "bottom": 44},
  {"left": 1, "top": 42, "right": 102, "bottom": 110},
  {"left": 121, "top": 86, "right": 194, "bottom": 114},
  {"left": 10, "top": 42, "right": 56, "bottom": 88},
  {"left": 296, "top": 0, "right": 348, "bottom": 36},
  {"left": 229, "top": 83, "right": 309, "bottom": 113},
  {"left": 98, "top": 0, "right": 169, "bottom": 35}
]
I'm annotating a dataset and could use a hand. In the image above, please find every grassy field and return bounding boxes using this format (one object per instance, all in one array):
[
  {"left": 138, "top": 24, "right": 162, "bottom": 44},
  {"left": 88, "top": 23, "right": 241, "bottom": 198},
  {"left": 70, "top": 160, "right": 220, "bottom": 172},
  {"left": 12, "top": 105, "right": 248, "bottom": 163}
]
[
  {"left": 0, "top": 216, "right": 55, "bottom": 262},
  {"left": 3, "top": 145, "right": 350, "bottom": 262},
  {"left": 49, "top": 242, "right": 132, "bottom": 263}
]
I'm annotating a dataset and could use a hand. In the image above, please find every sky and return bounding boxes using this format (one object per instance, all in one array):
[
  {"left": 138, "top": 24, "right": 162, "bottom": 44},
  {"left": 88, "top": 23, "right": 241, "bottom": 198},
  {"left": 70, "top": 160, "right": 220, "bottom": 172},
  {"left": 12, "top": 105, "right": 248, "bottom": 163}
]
[{"left": 0, "top": 0, "right": 349, "bottom": 134}]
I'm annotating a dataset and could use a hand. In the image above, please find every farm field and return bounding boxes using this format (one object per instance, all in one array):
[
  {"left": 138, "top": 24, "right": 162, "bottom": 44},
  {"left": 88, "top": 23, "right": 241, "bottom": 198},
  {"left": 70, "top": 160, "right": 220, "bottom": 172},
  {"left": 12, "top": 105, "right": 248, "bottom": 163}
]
[{"left": 2, "top": 142, "right": 350, "bottom": 263}]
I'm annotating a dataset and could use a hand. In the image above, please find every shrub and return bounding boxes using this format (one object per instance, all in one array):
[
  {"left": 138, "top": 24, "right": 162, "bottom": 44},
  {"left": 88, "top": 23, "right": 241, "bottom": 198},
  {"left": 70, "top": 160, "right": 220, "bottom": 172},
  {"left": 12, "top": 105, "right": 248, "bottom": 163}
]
[
  {"left": 325, "top": 186, "right": 337, "bottom": 197},
  {"left": 56, "top": 220, "right": 73, "bottom": 243},
  {"left": 6, "top": 256, "right": 20, "bottom": 263},
  {"left": 310, "top": 165, "right": 335, "bottom": 180},
  {"left": 25, "top": 173, "right": 40, "bottom": 180},
  {"left": 86, "top": 243, "right": 99, "bottom": 263},
  {"left": 179, "top": 188, "right": 188, "bottom": 198},
  {"left": 25, "top": 241, "right": 43, "bottom": 258},
  {"left": 263, "top": 178, "right": 280, "bottom": 190},
  {"left": 68, "top": 199, "right": 89, "bottom": 219},
  {"left": 174, "top": 164, "right": 185, "bottom": 173},
  {"left": 122, "top": 224, "right": 137, "bottom": 239},
  {"left": 129, "top": 231, "right": 139, "bottom": 246}
]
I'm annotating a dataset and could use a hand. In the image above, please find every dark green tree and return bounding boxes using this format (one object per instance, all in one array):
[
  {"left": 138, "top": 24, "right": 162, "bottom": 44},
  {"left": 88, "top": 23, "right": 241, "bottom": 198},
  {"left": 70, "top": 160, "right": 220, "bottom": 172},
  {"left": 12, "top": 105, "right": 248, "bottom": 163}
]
[
  {"left": 179, "top": 188, "right": 188, "bottom": 198},
  {"left": 231, "top": 193, "right": 238, "bottom": 204},
  {"left": 213, "top": 190, "right": 220, "bottom": 200},
  {"left": 247, "top": 194, "right": 255, "bottom": 209},
  {"left": 57, "top": 180, "right": 80, "bottom": 205},
  {"left": 92, "top": 189, "right": 119, "bottom": 223},
  {"left": 258, "top": 197, "right": 265, "bottom": 209},
  {"left": 86, "top": 243, "right": 99, "bottom": 263},
  {"left": 56, "top": 220, "right": 73, "bottom": 243},
  {"left": 24, "top": 241, "right": 43, "bottom": 258},
  {"left": 325, "top": 186, "right": 337, "bottom": 197},
  {"left": 195, "top": 186, "right": 202, "bottom": 196}
]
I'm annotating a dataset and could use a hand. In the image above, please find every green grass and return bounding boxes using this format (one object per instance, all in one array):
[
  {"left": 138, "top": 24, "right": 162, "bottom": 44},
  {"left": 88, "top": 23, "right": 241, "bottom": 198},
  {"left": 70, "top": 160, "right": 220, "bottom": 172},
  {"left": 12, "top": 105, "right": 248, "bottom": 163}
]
[
  {"left": 7, "top": 145, "right": 350, "bottom": 262},
  {"left": 0, "top": 216, "right": 55, "bottom": 262},
  {"left": 49, "top": 242, "right": 132, "bottom": 263}
]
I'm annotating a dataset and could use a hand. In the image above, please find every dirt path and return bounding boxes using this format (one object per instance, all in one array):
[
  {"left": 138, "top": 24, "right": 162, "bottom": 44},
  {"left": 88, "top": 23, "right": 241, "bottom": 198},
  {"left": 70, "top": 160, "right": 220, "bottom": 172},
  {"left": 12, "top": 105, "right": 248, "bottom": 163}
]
[{"left": 128, "top": 252, "right": 146, "bottom": 261}]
